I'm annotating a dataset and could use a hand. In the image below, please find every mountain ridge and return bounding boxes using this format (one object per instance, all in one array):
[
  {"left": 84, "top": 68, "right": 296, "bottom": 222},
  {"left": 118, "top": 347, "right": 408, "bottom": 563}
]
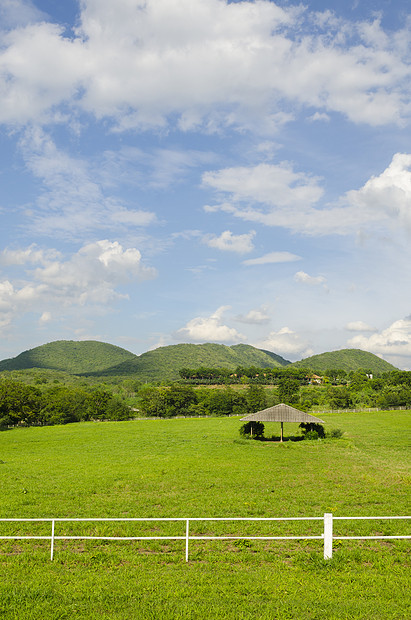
[{"left": 0, "top": 340, "right": 397, "bottom": 381}]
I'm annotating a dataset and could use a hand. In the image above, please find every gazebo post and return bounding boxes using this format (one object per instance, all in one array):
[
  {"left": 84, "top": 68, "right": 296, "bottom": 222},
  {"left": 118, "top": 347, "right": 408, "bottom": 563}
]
[{"left": 280, "top": 422, "right": 283, "bottom": 442}]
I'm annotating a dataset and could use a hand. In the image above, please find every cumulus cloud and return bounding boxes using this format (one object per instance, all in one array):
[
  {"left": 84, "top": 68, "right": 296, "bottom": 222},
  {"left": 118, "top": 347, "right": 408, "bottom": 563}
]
[
  {"left": 0, "top": 0, "right": 409, "bottom": 129},
  {"left": 0, "top": 245, "right": 59, "bottom": 266},
  {"left": 347, "top": 316, "right": 411, "bottom": 360},
  {"left": 294, "top": 271, "right": 327, "bottom": 286},
  {"left": 346, "top": 320, "right": 377, "bottom": 332},
  {"left": 203, "top": 162, "right": 324, "bottom": 211},
  {"left": 175, "top": 306, "right": 244, "bottom": 343},
  {"left": 0, "top": 240, "right": 156, "bottom": 333},
  {"left": 204, "top": 153, "right": 411, "bottom": 237},
  {"left": 32, "top": 240, "right": 156, "bottom": 298},
  {"left": 0, "top": 0, "right": 46, "bottom": 29},
  {"left": 235, "top": 307, "right": 271, "bottom": 325},
  {"left": 38, "top": 311, "right": 52, "bottom": 325},
  {"left": 203, "top": 230, "right": 255, "bottom": 254},
  {"left": 308, "top": 112, "right": 330, "bottom": 122},
  {"left": 344, "top": 153, "right": 411, "bottom": 232},
  {"left": 257, "top": 326, "right": 313, "bottom": 359},
  {"left": 243, "top": 251, "right": 301, "bottom": 266}
]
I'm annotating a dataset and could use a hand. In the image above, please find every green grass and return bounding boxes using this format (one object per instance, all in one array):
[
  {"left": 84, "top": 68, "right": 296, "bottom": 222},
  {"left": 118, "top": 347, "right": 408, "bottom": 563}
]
[{"left": 0, "top": 411, "right": 409, "bottom": 619}]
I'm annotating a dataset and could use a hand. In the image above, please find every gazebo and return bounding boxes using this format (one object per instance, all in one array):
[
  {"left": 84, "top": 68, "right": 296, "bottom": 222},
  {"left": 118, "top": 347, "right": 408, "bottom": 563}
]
[{"left": 241, "top": 403, "right": 324, "bottom": 442}]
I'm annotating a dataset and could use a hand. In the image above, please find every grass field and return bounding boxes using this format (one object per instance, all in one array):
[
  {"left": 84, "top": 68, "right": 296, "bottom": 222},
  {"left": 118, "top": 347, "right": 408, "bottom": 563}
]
[{"left": 0, "top": 411, "right": 409, "bottom": 619}]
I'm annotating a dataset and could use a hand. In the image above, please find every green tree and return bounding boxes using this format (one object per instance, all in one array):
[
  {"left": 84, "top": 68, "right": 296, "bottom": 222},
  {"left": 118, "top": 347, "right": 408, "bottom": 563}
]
[
  {"left": 40, "top": 386, "right": 89, "bottom": 425},
  {"left": 327, "top": 386, "right": 352, "bottom": 409},
  {"left": 0, "top": 379, "right": 42, "bottom": 425},
  {"left": 277, "top": 376, "right": 300, "bottom": 405},
  {"left": 137, "top": 385, "right": 164, "bottom": 417},
  {"left": 104, "top": 396, "right": 132, "bottom": 420},
  {"left": 246, "top": 384, "right": 267, "bottom": 413},
  {"left": 239, "top": 421, "right": 265, "bottom": 438},
  {"left": 199, "top": 387, "right": 247, "bottom": 417},
  {"left": 86, "top": 388, "right": 113, "bottom": 420},
  {"left": 162, "top": 385, "right": 198, "bottom": 417}
]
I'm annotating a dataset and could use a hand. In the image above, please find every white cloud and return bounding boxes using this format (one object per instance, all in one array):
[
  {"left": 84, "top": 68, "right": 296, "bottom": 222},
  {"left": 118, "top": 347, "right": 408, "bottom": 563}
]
[
  {"left": 0, "top": 1, "right": 409, "bottom": 129},
  {"left": 0, "top": 22, "right": 86, "bottom": 124},
  {"left": 257, "top": 326, "right": 313, "bottom": 359},
  {"left": 308, "top": 112, "right": 330, "bottom": 122},
  {"left": 0, "top": 245, "right": 59, "bottom": 266},
  {"left": 294, "top": 271, "right": 327, "bottom": 286},
  {"left": 175, "top": 305, "right": 244, "bottom": 343},
  {"left": 33, "top": 240, "right": 156, "bottom": 296},
  {"left": 0, "top": 0, "right": 46, "bottom": 29},
  {"left": 204, "top": 153, "right": 411, "bottom": 237},
  {"left": 203, "top": 162, "right": 324, "bottom": 210},
  {"left": 102, "top": 146, "right": 216, "bottom": 190},
  {"left": 346, "top": 320, "right": 377, "bottom": 332},
  {"left": 38, "top": 311, "right": 52, "bottom": 325},
  {"left": 344, "top": 153, "right": 411, "bottom": 232},
  {"left": 0, "top": 240, "right": 157, "bottom": 333},
  {"left": 348, "top": 316, "right": 411, "bottom": 360},
  {"left": 203, "top": 230, "right": 255, "bottom": 254},
  {"left": 19, "top": 128, "right": 157, "bottom": 239},
  {"left": 235, "top": 307, "right": 271, "bottom": 325},
  {"left": 243, "top": 251, "right": 301, "bottom": 266}
]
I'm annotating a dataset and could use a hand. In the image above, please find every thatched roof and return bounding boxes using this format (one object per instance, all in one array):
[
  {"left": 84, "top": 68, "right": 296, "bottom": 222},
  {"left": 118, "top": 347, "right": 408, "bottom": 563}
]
[{"left": 241, "top": 403, "right": 324, "bottom": 424}]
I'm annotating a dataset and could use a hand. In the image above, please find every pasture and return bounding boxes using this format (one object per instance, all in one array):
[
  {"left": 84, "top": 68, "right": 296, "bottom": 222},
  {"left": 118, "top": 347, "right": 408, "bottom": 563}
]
[{"left": 0, "top": 411, "right": 409, "bottom": 619}]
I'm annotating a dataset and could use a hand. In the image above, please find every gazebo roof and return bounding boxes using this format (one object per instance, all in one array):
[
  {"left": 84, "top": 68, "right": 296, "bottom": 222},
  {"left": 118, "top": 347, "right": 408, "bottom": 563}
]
[{"left": 241, "top": 403, "right": 324, "bottom": 424}]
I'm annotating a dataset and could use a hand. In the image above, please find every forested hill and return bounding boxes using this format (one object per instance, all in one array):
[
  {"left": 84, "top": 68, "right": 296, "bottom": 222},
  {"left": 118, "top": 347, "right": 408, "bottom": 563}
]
[
  {"left": 0, "top": 341, "right": 397, "bottom": 382},
  {"left": 290, "top": 349, "right": 396, "bottom": 373},
  {"left": 83, "top": 343, "right": 291, "bottom": 381},
  {"left": 0, "top": 340, "right": 137, "bottom": 374},
  {"left": 0, "top": 341, "right": 290, "bottom": 381}
]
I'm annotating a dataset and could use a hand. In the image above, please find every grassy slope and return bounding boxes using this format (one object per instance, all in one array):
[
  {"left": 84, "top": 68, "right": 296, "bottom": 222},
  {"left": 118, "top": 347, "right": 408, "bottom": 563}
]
[
  {"left": 84, "top": 342, "right": 290, "bottom": 381},
  {"left": 0, "top": 341, "right": 397, "bottom": 384},
  {"left": 0, "top": 341, "right": 290, "bottom": 382},
  {"left": 0, "top": 411, "right": 409, "bottom": 619},
  {"left": 0, "top": 340, "right": 137, "bottom": 374},
  {"left": 291, "top": 348, "right": 397, "bottom": 373}
]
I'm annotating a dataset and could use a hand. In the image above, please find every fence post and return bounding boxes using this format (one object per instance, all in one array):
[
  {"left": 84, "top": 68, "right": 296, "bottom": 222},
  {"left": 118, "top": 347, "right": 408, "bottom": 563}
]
[
  {"left": 50, "top": 519, "right": 55, "bottom": 561},
  {"left": 324, "top": 513, "right": 333, "bottom": 559},
  {"left": 185, "top": 519, "right": 189, "bottom": 562}
]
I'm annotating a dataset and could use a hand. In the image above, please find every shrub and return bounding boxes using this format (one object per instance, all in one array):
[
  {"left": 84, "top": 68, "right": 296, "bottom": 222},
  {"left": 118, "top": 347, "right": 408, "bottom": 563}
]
[
  {"left": 0, "top": 416, "right": 11, "bottom": 431},
  {"left": 328, "top": 428, "right": 344, "bottom": 439},
  {"left": 239, "top": 421, "right": 265, "bottom": 438},
  {"left": 304, "top": 430, "right": 319, "bottom": 440},
  {"left": 299, "top": 422, "right": 325, "bottom": 438}
]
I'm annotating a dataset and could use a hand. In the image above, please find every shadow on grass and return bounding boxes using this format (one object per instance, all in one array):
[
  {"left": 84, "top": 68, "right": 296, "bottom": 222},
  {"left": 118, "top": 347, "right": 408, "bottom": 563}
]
[{"left": 238, "top": 435, "right": 305, "bottom": 443}]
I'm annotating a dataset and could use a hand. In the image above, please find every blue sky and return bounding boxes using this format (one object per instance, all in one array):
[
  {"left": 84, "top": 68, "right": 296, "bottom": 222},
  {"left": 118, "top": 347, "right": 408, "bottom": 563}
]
[{"left": 1, "top": 0, "right": 411, "bottom": 368}]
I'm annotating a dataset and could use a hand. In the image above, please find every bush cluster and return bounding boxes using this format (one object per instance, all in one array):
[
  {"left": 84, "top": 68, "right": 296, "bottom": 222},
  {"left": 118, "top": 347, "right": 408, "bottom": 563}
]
[
  {"left": 0, "top": 379, "right": 132, "bottom": 429},
  {"left": 138, "top": 384, "right": 268, "bottom": 418}
]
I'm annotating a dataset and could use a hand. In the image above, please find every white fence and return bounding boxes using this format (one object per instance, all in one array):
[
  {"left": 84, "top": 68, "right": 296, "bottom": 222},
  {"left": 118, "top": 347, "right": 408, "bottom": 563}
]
[{"left": 0, "top": 514, "right": 409, "bottom": 562}]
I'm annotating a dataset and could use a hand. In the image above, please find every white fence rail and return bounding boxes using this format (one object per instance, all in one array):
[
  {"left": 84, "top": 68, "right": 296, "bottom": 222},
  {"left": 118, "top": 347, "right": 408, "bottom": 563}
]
[{"left": 0, "top": 514, "right": 409, "bottom": 562}]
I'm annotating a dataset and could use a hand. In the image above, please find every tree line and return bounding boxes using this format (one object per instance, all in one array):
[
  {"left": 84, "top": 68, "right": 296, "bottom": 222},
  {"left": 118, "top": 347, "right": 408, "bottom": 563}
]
[
  {"left": 177, "top": 365, "right": 369, "bottom": 385},
  {"left": 2, "top": 368, "right": 411, "bottom": 427},
  {"left": 0, "top": 379, "right": 132, "bottom": 429},
  {"left": 138, "top": 384, "right": 268, "bottom": 418},
  {"left": 178, "top": 366, "right": 308, "bottom": 384},
  {"left": 138, "top": 370, "right": 411, "bottom": 417}
]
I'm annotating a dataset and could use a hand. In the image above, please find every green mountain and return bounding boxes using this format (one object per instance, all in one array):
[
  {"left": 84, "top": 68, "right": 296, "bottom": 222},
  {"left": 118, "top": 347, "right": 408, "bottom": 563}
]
[
  {"left": 290, "top": 349, "right": 397, "bottom": 374},
  {"left": 0, "top": 341, "right": 290, "bottom": 382},
  {"left": 0, "top": 340, "right": 136, "bottom": 374},
  {"left": 84, "top": 343, "right": 291, "bottom": 381},
  {"left": 0, "top": 341, "right": 397, "bottom": 382}
]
